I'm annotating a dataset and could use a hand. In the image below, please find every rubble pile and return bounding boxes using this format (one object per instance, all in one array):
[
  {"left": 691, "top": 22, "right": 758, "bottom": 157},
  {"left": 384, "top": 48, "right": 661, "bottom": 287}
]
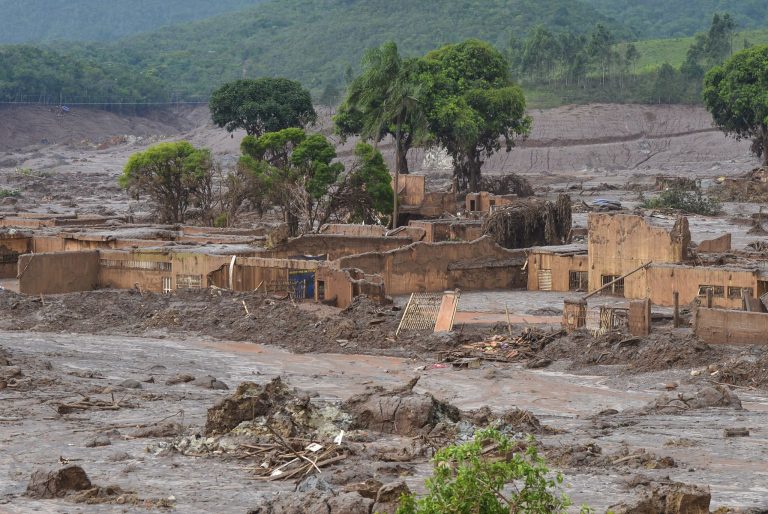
[
  {"left": 608, "top": 479, "right": 711, "bottom": 514},
  {"left": 638, "top": 385, "right": 742, "bottom": 415},
  {"left": 443, "top": 329, "right": 562, "bottom": 364},
  {"left": 708, "top": 353, "right": 768, "bottom": 389}
]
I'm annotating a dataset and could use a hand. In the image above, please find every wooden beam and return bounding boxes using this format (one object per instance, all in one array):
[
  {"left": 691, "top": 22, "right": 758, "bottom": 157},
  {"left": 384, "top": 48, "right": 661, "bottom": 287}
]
[{"left": 584, "top": 261, "right": 651, "bottom": 300}]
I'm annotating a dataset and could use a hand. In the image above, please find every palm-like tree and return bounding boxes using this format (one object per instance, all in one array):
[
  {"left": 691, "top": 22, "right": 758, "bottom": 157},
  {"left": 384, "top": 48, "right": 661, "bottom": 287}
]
[{"left": 338, "top": 42, "right": 428, "bottom": 227}]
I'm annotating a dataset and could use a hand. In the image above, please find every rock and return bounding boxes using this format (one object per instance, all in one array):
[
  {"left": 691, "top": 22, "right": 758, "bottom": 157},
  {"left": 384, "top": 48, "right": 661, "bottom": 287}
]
[
  {"left": 85, "top": 435, "right": 111, "bottom": 448},
  {"left": 205, "top": 378, "right": 294, "bottom": 436},
  {"left": 142, "top": 376, "right": 155, "bottom": 384},
  {"left": 130, "top": 422, "right": 182, "bottom": 438},
  {"left": 327, "top": 492, "right": 374, "bottom": 514},
  {"left": 343, "top": 380, "right": 459, "bottom": 436},
  {"left": 118, "top": 379, "right": 142, "bottom": 389},
  {"left": 376, "top": 481, "right": 410, "bottom": 504},
  {"left": 26, "top": 466, "right": 92, "bottom": 499},
  {"left": 296, "top": 475, "right": 334, "bottom": 494},
  {"left": 342, "top": 479, "right": 383, "bottom": 500},
  {"left": 0, "top": 366, "right": 21, "bottom": 380},
  {"left": 107, "top": 452, "right": 132, "bottom": 462},
  {"left": 526, "top": 358, "right": 553, "bottom": 369},
  {"left": 193, "top": 375, "right": 229, "bottom": 390},
  {"left": 165, "top": 373, "right": 195, "bottom": 385}
]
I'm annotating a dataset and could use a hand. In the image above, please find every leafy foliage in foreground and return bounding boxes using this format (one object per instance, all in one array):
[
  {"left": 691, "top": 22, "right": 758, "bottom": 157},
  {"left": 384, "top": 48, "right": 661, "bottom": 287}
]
[{"left": 397, "top": 429, "right": 586, "bottom": 514}]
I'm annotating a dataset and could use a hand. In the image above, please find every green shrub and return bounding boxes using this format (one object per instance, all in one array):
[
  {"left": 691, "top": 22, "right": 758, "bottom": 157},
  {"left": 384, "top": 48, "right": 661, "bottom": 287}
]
[
  {"left": 0, "top": 188, "right": 20, "bottom": 198},
  {"left": 642, "top": 186, "right": 721, "bottom": 215},
  {"left": 396, "top": 429, "right": 590, "bottom": 514}
]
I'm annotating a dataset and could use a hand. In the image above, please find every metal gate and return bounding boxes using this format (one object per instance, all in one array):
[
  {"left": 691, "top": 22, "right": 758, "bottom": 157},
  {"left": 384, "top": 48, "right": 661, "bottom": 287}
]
[{"left": 538, "top": 269, "right": 552, "bottom": 291}]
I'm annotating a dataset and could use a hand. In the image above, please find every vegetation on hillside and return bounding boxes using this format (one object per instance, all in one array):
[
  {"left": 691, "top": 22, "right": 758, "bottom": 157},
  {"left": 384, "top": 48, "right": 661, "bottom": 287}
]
[
  {"left": 63, "top": 0, "right": 628, "bottom": 99},
  {"left": 0, "top": 0, "right": 263, "bottom": 43},
  {"left": 582, "top": 0, "right": 768, "bottom": 38}
]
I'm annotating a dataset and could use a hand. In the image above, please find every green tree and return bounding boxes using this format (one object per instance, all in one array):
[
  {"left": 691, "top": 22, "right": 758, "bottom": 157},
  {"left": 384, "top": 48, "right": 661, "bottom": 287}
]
[
  {"left": 652, "top": 63, "right": 680, "bottom": 103},
  {"left": 587, "top": 24, "right": 615, "bottom": 86},
  {"left": 209, "top": 78, "right": 316, "bottom": 136},
  {"left": 119, "top": 141, "right": 214, "bottom": 223},
  {"left": 703, "top": 45, "right": 768, "bottom": 165},
  {"left": 240, "top": 128, "right": 343, "bottom": 234},
  {"left": 396, "top": 429, "right": 580, "bottom": 514},
  {"left": 343, "top": 142, "right": 394, "bottom": 224},
  {"left": 335, "top": 42, "right": 427, "bottom": 177},
  {"left": 418, "top": 39, "right": 531, "bottom": 192}
]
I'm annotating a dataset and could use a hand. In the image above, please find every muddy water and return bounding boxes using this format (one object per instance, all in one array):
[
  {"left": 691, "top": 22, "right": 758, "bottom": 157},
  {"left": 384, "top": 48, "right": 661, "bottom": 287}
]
[{"left": 1, "top": 331, "right": 766, "bottom": 512}]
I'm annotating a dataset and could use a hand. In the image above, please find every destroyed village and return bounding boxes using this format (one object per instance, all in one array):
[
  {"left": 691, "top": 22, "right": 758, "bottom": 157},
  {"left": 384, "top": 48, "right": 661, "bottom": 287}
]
[{"left": 3, "top": 1, "right": 768, "bottom": 513}]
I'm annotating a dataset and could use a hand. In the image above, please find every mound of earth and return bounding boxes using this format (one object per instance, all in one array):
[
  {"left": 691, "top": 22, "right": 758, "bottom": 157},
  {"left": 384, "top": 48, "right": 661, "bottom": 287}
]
[
  {"left": 0, "top": 289, "right": 469, "bottom": 358},
  {"left": 539, "top": 330, "right": 727, "bottom": 373},
  {"left": 637, "top": 385, "right": 741, "bottom": 415},
  {"left": 343, "top": 377, "right": 460, "bottom": 437}
]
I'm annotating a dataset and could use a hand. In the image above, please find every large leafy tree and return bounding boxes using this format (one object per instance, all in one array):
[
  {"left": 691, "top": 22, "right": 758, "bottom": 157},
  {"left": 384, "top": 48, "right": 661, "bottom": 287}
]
[
  {"left": 417, "top": 39, "right": 531, "bottom": 192},
  {"left": 209, "top": 78, "right": 316, "bottom": 136},
  {"left": 703, "top": 45, "right": 768, "bottom": 165},
  {"left": 119, "top": 141, "right": 213, "bottom": 223}
]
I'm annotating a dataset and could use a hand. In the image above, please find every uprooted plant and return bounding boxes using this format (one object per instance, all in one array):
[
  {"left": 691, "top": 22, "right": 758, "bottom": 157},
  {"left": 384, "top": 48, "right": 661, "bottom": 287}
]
[{"left": 396, "top": 428, "right": 591, "bottom": 514}]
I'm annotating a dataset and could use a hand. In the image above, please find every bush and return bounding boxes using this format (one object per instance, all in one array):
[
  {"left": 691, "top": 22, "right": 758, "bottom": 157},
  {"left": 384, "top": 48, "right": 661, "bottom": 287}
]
[
  {"left": 0, "top": 188, "right": 20, "bottom": 198},
  {"left": 396, "top": 429, "right": 589, "bottom": 514},
  {"left": 641, "top": 186, "right": 721, "bottom": 215}
]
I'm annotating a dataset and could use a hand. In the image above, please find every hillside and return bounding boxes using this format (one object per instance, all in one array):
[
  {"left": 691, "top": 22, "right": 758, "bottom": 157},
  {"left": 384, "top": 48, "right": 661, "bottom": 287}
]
[
  {"left": 582, "top": 0, "right": 768, "bottom": 38},
  {"left": 624, "top": 29, "right": 768, "bottom": 71},
  {"left": 0, "top": 0, "right": 263, "bottom": 43},
  {"left": 79, "top": 0, "right": 628, "bottom": 96}
]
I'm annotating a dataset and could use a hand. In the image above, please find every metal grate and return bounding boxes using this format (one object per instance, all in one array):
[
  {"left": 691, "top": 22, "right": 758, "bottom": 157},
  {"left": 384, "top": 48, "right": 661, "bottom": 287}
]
[
  {"left": 396, "top": 292, "right": 446, "bottom": 335},
  {"left": 176, "top": 274, "right": 202, "bottom": 289},
  {"left": 100, "top": 259, "right": 171, "bottom": 271},
  {"left": 538, "top": 269, "right": 552, "bottom": 291}
]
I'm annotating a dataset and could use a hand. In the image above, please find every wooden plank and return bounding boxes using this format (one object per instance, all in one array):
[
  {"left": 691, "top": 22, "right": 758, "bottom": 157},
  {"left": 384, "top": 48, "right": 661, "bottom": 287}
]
[{"left": 434, "top": 291, "right": 460, "bottom": 332}]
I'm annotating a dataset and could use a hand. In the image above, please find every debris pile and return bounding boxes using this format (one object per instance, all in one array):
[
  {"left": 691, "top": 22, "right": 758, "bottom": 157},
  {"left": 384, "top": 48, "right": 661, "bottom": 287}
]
[
  {"left": 608, "top": 479, "right": 710, "bottom": 514},
  {"left": 442, "top": 329, "right": 563, "bottom": 364},
  {"left": 482, "top": 194, "right": 571, "bottom": 249},
  {"left": 546, "top": 443, "right": 675, "bottom": 470},
  {"left": 701, "top": 353, "right": 768, "bottom": 389},
  {"left": 714, "top": 166, "right": 768, "bottom": 203},
  {"left": 638, "top": 385, "right": 742, "bottom": 414}
]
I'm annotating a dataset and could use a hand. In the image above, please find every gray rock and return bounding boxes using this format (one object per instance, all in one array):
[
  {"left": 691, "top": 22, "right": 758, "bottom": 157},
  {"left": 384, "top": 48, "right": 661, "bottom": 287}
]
[
  {"left": 84, "top": 435, "right": 111, "bottom": 448},
  {"left": 118, "top": 379, "right": 142, "bottom": 389}
]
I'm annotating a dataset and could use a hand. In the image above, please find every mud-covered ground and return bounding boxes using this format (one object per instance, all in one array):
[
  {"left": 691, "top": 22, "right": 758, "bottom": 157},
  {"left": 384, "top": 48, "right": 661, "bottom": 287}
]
[
  {"left": 1, "top": 324, "right": 767, "bottom": 513},
  {"left": 1, "top": 289, "right": 768, "bottom": 513}
]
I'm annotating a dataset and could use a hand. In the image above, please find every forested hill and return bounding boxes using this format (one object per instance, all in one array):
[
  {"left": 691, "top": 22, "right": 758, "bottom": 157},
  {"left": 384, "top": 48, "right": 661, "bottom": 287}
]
[
  {"left": 79, "top": 0, "right": 627, "bottom": 97},
  {"left": 582, "top": 0, "right": 768, "bottom": 38},
  {"left": 0, "top": 0, "right": 263, "bottom": 43}
]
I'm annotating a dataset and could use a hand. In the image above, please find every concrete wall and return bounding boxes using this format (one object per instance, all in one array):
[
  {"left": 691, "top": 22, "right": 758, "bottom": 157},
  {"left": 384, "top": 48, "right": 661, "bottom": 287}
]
[
  {"left": 588, "top": 213, "right": 689, "bottom": 294},
  {"left": 18, "top": 251, "right": 99, "bottom": 294},
  {"left": 694, "top": 308, "right": 768, "bottom": 344},
  {"left": 316, "top": 267, "right": 386, "bottom": 308},
  {"left": 635, "top": 264, "right": 758, "bottom": 309},
  {"left": 337, "top": 236, "right": 526, "bottom": 295},
  {"left": 319, "top": 224, "right": 388, "bottom": 237},
  {"left": 0, "top": 235, "right": 31, "bottom": 279},
  {"left": 697, "top": 234, "right": 731, "bottom": 253},
  {"left": 527, "top": 252, "right": 589, "bottom": 291},
  {"left": 263, "top": 234, "right": 412, "bottom": 260},
  {"left": 465, "top": 192, "right": 516, "bottom": 212},
  {"left": 209, "top": 257, "right": 320, "bottom": 291}
]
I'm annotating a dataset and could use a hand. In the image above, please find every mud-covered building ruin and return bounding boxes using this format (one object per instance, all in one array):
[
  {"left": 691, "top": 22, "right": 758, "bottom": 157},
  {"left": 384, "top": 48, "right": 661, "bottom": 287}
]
[{"left": 3, "top": 205, "right": 768, "bottom": 343}]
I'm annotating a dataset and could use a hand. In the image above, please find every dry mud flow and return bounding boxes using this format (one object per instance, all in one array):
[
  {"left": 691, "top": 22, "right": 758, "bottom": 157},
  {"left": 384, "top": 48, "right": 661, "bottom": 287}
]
[{"left": 1, "top": 103, "right": 768, "bottom": 513}]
